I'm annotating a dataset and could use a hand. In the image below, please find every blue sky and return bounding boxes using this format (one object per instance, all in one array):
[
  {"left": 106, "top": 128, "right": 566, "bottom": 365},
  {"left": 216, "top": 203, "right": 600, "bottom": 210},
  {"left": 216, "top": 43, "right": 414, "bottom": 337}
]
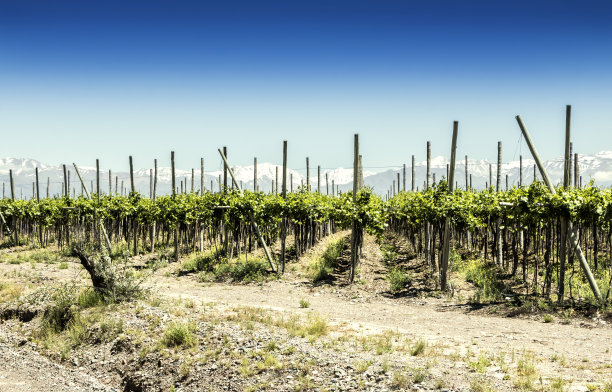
[{"left": 1, "top": 0, "right": 612, "bottom": 173}]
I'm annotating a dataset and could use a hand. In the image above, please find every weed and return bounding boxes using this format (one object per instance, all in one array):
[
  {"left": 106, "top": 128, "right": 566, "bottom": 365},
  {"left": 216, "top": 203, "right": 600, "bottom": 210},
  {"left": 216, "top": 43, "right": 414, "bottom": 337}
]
[
  {"left": 387, "top": 267, "right": 411, "bottom": 293},
  {"left": 308, "top": 238, "right": 346, "bottom": 282},
  {"left": 468, "top": 353, "right": 492, "bottom": 373},
  {"left": 77, "top": 289, "right": 104, "bottom": 308},
  {"left": 410, "top": 338, "right": 427, "bottom": 356},
  {"left": 160, "top": 322, "right": 198, "bottom": 349},
  {"left": 58, "top": 262, "right": 69, "bottom": 270},
  {"left": 469, "top": 376, "right": 494, "bottom": 392},
  {"left": 411, "top": 367, "right": 428, "bottom": 383},
  {"left": 542, "top": 314, "right": 554, "bottom": 323},
  {"left": 299, "top": 299, "right": 310, "bottom": 308},
  {"left": 354, "top": 360, "right": 372, "bottom": 373},
  {"left": 391, "top": 372, "right": 410, "bottom": 389}
]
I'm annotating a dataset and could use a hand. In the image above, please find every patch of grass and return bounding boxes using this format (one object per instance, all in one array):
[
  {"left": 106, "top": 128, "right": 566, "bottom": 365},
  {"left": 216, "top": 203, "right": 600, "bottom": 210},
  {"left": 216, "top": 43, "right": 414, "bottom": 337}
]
[
  {"left": 469, "top": 376, "right": 495, "bottom": 392},
  {"left": 391, "top": 372, "right": 410, "bottom": 389},
  {"left": 354, "top": 360, "right": 372, "bottom": 373},
  {"left": 308, "top": 238, "right": 346, "bottom": 282},
  {"left": 299, "top": 299, "right": 310, "bottom": 308},
  {"left": 411, "top": 367, "right": 428, "bottom": 383},
  {"left": 77, "top": 289, "right": 104, "bottom": 308},
  {"left": 549, "top": 377, "right": 566, "bottom": 392},
  {"left": 58, "top": 262, "right": 69, "bottom": 270},
  {"left": 179, "top": 249, "right": 223, "bottom": 274},
  {"left": 410, "top": 338, "right": 427, "bottom": 356},
  {"left": 214, "top": 257, "right": 269, "bottom": 282},
  {"left": 302, "top": 313, "right": 329, "bottom": 337},
  {"left": 387, "top": 267, "right": 411, "bottom": 293},
  {"left": 0, "top": 282, "right": 23, "bottom": 304},
  {"left": 459, "top": 259, "right": 505, "bottom": 302},
  {"left": 542, "top": 314, "right": 554, "bottom": 323},
  {"left": 469, "top": 353, "right": 492, "bottom": 373},
  {"left": 160, "top": 321, "right": 198, "bottom": 349}
]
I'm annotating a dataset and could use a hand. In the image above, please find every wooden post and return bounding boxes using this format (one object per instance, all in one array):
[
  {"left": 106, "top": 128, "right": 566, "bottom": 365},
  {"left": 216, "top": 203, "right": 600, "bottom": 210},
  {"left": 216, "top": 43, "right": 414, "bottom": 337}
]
[
  {"left": 402, "top": 164, "right": 406, "bottom": 192},
  {"left": 559, "top": 105, "right": 571, "bottom": 302},
  {"left": 318, "top": 165, "right": 321, "bottom": 193},
  {"left": 350, "top": 134, "right": 360, "bottom": 282},
  {"left": 440, "top": 121, "right": 458, "bottom": 291},
  {"left": 516, "top": 115, "right": 601, "bottom": 301},
  {"left": 46, "top": 177, "right": 50, "bottom": 199},
  {"left": 254, "top": 157, "right": 258, "bottom": 192},
  {"left": 281, "top": 140, "right": 288, "bottom": 273},
  {"left": 191, "top": 168, "right": 195, "bottom": 193},
  {"left": 35, "top": 168, "right": 40, "bottom": 201},
  {"left": 496, "top": 141, "right": 502, "bottom": 266},
  {"left": 149, "top": 169, "right": 153, "bottom": 198},
  {"left": 568, "top": 143, "right": 573, "bottom": 188},
  {"left": 306, "top": 157, "right": 310, "bottom": 191},
  {"left": 275, "top": 166, "right": 279, "bottom": 194},
  {"left": 9, "top": 170, "right": 18, "bottom": 245},
  {"left": 574, "top": 153, "right": 579, "bottom": 188},
  {"left": 129, "top": 155, "right": 135, "bottom": 194},
  {"left": 223, "top": 146, "right": 227, "bottom": 192},
  {"left": 201, "top": 158, "right": 205, "bottom": 193},
  {"left": 489, "top": 164, "right": 492, "bottom": 189},
  {"left": 397, "top": 173, "right": 400, "bottom": 193},
  {"left": 465, "top": 155, "right": 468, "bottom": 190},
  {"left": 151, "top": 159, "right": 158, "bottom": 252},
  {"left": 331, "top": 180, "right": 334, "bottom": 196},
  {"left": 326, "top": 172, "right": 329, "bottom": 195},
  {"left": 171, "top": 151, "right": 178, "bottom": 261},
  {"left": 426, "top": 141, "right": 431, "bottom": 189},
  {"left": 63, "top": 164, "right": 68, "bottom": 197},
  {"left": 411, "top": 155, "right": 415, "bottom": 191},
  {"left": 218, "top": 149, "right": 276, "bottom": 272},
  {"left": 290, "top": 173, "right": 293, "bottom": 193},
  {"left": 505, "top": 175, "right": 509, "bottom": 191}
]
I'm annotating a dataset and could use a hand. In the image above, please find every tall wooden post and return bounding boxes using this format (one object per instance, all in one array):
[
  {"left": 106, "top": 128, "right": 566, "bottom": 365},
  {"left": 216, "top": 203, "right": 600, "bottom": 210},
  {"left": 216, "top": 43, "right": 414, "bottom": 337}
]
[
  {"left": 191, "top": 168, "right": 195, "bottom": 193},
  {"left": 326, "top": 172, "right": 329, "bottom": 195},
  {"left": 426, "top": 141, "right": 431, "bottom": 189},
  {"left": 129, "top": 156, "right": 135, "bottom": 194},
  {"left": 275, "top": 166, "right": 279, "bottom": 195},
  {"left": 350, "top": 134, "right": 360, "bottom": 282},
  {"left": 574, "top": 153, "right": 579, "bottom": 188},
  {"left": 440, "top": 121, "right": 458, "bottom": 291},
  {"left": 281, "top": 140, "right": 288, "bottom": 273},
  {"left": 496, "top": 142, "right": 503, "bottom": 267},
  {"left": 559, "top": 105, "right": 571, "bottom": 302},
  {"left": 317, "top": 165, "right": 321, "bottom": 193},
  {"left": 201, "top": 158, "right": 205, "bottom": 193},
  {"left": 465, "top": 155, "right": 469, "bottom": 190},
  {"left": 63, "top": 164, "right": 68, "bottom": 197},
  {"left": 171, "top": 151, "right": 178, "bottom": 261},
  {"left": 254, "top": 157, "right": 258, "bottom": 191},
  {"left": 223, "top": 146, "right": 228, "bottom": 192},
  {"left": 516, "top": 115, "right": 601, "bottom": 301},
  {"left": 46, "top": 177, "right": 50, "bottom": 199},
  {"left": 331, "top": 179, "right": 334, "bottom": 196},
  {"left": 489, "top": 164, "right": 492, "bottom": 189},
  {"left": 402, "top": 164, "right": 406, "bottom": 192}
]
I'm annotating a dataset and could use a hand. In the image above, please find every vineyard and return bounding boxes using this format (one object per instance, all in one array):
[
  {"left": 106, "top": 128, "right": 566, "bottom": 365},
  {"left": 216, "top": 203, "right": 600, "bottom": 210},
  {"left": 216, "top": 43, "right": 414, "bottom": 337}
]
[
  {"left": 2, "top": 118, "right": 612, "bottom": 392},
  {"left": 1, "top": 176, "right": 611, "bottom": 305}
]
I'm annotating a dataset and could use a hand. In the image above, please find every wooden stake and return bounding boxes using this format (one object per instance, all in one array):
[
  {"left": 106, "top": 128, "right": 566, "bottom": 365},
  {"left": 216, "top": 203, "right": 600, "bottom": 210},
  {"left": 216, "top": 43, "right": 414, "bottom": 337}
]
[
  {"left": 318, "top": 165, "right": 321, "bottom": 193},
  {"left": 201, "top": 158, "right": 205, "bottom": 193},
  {"left": 73, "top": 163, "right": 112, "bottom": 250},
  {"left": 281, "top": 140, "right": 288, "bottom": 273},
  {"left": 516, "top": 115, "right": 601, "bottom": 301},
  {"left": 129, "top": 155, "right": 135, "bottom": 194},
  {"left": 440, "top": 121, "right": 458, "bottom": 291},
  {"left": 426, "top": 142, "right": 431, "bottom": 189},
  {"left": 402, "top": 164, "right": 406, "bottom": 192},
  {"left": 306, "top": 157, "right": 310, "bottom": 191},
  {"left": 254, "top": 157, "right": 257, "bottom": 192}
]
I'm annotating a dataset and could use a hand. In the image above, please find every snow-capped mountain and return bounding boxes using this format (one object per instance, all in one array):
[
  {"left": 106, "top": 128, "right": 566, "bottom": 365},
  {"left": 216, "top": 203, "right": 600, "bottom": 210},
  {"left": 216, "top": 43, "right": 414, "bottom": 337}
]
[{"left": 0, "top": 152, "right": 611, "bottom": 199}]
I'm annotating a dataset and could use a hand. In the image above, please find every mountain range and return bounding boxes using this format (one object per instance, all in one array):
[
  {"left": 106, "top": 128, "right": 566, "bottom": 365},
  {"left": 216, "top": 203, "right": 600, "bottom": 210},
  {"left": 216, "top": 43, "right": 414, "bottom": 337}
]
[{"left": 1, "top": 151, "right": 611, "bottom": 199}]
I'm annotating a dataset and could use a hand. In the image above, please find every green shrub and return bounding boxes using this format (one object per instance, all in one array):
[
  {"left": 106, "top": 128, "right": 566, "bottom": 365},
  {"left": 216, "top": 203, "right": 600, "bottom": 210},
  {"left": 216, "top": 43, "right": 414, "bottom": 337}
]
[
  {"left": 161, "top": 322, "right": 198, "bottom": 349},
  {"left": 41, "top": 285, "right": 79, "bottom": 334},
  {"left": 77, "top": 289, "right": 104, "bottom": 308},
  {"left": 387, "top": 267, "right": 411, "bottom": 293},
  {"left": 179, "top": 249, "right": 224, "bottom": 274},
  {"left": 213, "top": 258, "right": 269, "bottom": 282},
  {"left": 462, "top": 259, "right": 504, "bottom": 302},
  {"left": 308, "top": 238, "right": 346, "bottom": 282}
]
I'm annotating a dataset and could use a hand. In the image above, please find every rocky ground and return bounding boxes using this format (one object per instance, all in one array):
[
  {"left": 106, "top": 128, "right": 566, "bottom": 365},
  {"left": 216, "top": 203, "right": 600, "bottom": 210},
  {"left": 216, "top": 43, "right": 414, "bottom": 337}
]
[{"left": 0, "top": 233, "right": 611, "bottom": 391}]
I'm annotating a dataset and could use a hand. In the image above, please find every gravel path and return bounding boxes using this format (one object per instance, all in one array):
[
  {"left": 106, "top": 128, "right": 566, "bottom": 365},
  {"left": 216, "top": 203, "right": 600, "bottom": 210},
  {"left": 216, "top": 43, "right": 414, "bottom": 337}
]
[{"left": 0, "top": 328, "right": 115, "bottom": 392}]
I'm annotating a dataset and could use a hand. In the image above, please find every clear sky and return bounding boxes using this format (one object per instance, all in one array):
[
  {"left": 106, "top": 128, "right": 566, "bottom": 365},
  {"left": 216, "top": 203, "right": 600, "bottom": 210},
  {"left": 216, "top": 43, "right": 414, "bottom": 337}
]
[{"left": 1, "top": 0, "right": 611, "bottom": 173}]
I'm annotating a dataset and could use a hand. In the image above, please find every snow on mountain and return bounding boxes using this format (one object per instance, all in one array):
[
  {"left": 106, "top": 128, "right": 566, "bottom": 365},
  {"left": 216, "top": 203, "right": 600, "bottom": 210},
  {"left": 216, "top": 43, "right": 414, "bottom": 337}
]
[{"left": 1, "top": 152, "right": 611, "bottom": 199}]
